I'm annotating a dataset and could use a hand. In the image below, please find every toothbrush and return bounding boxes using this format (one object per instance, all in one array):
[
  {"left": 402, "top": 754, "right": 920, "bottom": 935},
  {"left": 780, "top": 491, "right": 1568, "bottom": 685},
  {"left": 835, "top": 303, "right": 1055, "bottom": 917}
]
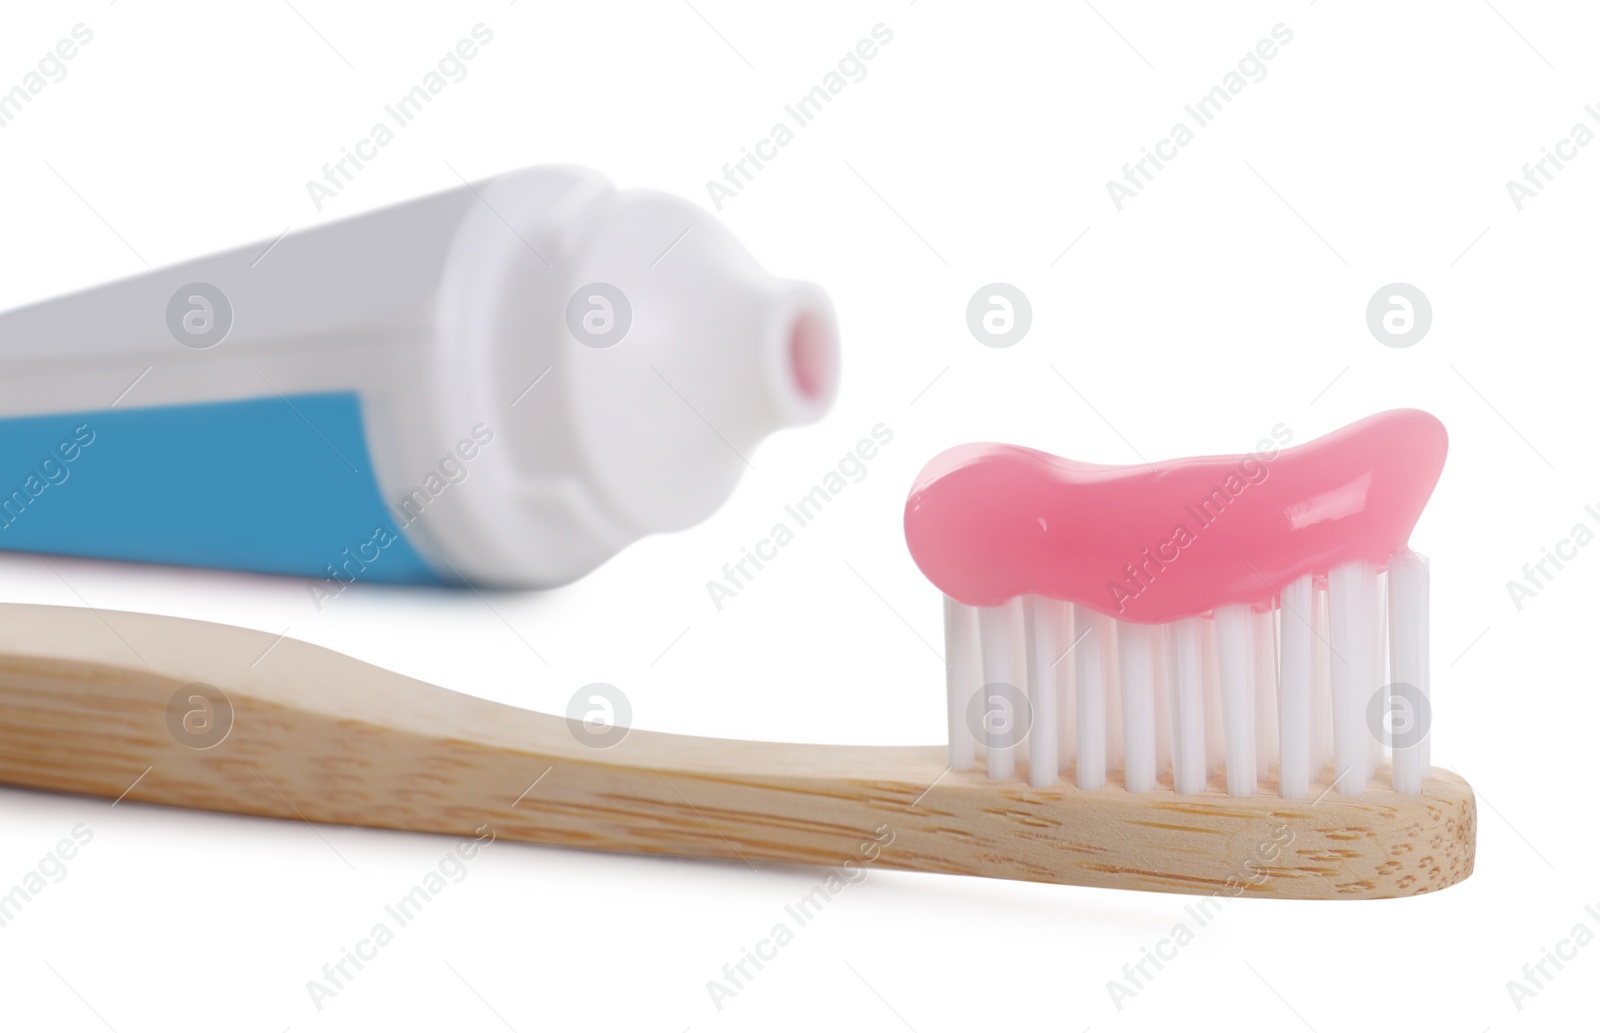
[
  {"left": 0, "top": 409, "right": 1474, "bottom": 906},
  {"left": 0, "top": 166, "right": 837, "bottom": 589}
]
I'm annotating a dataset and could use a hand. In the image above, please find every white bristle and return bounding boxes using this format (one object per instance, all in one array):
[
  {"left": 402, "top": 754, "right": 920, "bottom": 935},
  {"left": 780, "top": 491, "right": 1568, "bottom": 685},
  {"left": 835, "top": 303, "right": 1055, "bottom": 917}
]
[
  {"left": 1057, "top": 603, "right": 1077, "bottom": 778},
  {"left": 1105, "top": 621, "right": 1124, "bottom": 774},
  {"left": 978, "top": 599, "right": 1027, "bottom": 781},
  {"left": 1215, "top": 604, "right": 1257, "bottom": 797},
  {"left": 1364, "top": 565, "right": 1383, "bottom": 782},
  {"left": 1151, "top": 623, "right": 1172, "bottom": 780},
  {"left": 1311, "top": 583, "right": 1334, "bottom": 778},
  {"left": 1118, "top": 621, "right": 1158, "bottom": 792},
  {"left": 1328, "top": 561, "right": 1376, "bottom": 795},
  {"left": 1074, "top": 605, "right": 1109, "bottom": 790},
  {"left": 1200, "top": 621, "right": 1224, "bottom": 777},
  {"left": 1415, "top": 582, "right": 1431, "bottom": 775},
  {"left": 943, "top": 596, "right": 979, "bottom": 771},
  {"left": 1025, "top": 596, "right": 1066, "bottom": 788},
  {"left": 1369, "top": 572, "right": 1387, "bottom": 779},
  {"left": 1169, "top": 617, "right": 1208, "bottom": 794},
  {"left": 939, "top": 547, "right": 1434, "bottom": 797},
  {"left": 1387, "top": 551, "right": 1431, "bottom": 794},
  {"left": 1278, "top": 574, "right": 1314, "bottom": 799},
  {"left": 1253, "top": 608, "right": 1278, "bottom": 781}
]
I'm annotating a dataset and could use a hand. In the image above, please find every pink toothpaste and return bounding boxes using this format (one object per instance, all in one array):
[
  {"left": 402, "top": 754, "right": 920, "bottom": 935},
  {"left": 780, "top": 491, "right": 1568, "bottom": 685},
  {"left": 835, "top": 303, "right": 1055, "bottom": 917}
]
[
  {"left": 904, "top": 409, "right": 1446, "bottom": 622},
  {"left": 904, "top": 409, "right": 1448, "bottom": 800}
]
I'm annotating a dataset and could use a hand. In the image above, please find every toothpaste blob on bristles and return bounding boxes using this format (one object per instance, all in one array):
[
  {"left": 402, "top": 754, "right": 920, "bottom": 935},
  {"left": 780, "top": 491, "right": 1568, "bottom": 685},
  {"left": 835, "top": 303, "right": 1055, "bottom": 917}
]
[
  {"left": 903, "top": 410, "right": 1448, "bottom": 800},
  {"left": 903, "top": 409, "right": 1446, "bottom": 622}
]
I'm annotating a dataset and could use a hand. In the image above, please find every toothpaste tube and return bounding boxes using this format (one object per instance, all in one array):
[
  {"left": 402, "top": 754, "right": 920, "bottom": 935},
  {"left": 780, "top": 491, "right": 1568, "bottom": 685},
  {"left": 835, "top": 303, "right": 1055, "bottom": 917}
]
[{"left": 0, "top": 166, "right": 838, "bottom": 588}]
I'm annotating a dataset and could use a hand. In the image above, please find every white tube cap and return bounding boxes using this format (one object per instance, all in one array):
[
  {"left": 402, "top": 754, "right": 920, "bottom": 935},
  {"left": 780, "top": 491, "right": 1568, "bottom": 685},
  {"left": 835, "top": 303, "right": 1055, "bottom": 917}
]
[{"left": 423, "top": 169, "right": 840, "bottom": 587}]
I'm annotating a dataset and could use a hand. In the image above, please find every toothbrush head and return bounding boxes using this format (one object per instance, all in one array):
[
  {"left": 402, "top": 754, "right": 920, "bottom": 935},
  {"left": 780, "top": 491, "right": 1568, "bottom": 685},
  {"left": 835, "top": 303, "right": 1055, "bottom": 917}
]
[{"left": 905, "top": 410, "right": 1452, "bottom": 801}]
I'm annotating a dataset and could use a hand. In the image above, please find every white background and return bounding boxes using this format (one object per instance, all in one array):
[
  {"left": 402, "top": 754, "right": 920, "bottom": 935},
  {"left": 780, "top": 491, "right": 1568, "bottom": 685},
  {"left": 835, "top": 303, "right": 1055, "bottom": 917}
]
[{"left": 0, "top": 1, "right": 1595, "bottom": 1030}]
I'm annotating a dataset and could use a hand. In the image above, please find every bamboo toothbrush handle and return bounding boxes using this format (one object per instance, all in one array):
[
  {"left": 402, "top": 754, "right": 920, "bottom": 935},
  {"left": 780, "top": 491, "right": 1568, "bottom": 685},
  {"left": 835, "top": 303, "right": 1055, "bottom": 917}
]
[{"left": 0, "top": 603, "right": 1474, "bottom": 899}]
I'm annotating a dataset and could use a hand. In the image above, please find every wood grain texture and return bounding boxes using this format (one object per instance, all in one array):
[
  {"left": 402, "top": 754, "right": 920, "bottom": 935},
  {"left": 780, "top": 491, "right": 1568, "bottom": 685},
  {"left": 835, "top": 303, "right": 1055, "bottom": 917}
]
[{"left": 0, "top": 603, "right": 1474, "bottom": 899}]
